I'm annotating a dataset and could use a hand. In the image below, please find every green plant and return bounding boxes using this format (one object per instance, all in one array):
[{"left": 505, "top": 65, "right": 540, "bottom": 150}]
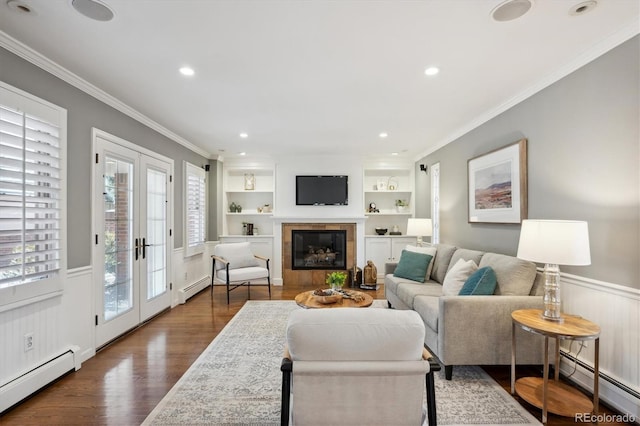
[
  {"left": 326, "top": 271, "right": 347, "bottom": 289},
  {"left": 395, "top": 199, "right": 408, "bottom": 207}
]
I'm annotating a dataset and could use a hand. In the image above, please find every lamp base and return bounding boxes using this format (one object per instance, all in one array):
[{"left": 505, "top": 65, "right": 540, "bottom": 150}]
[
  {"left": 540, "top": 312, "right": 564, "bottom": 323},
  {"left": 542, "top": 263, "right": 563, "bottom": 322}
]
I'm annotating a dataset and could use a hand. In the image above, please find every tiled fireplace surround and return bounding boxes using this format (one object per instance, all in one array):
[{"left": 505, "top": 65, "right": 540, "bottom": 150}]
[{"left": 282, "top": 223, "right": 356, "bottom": 287}]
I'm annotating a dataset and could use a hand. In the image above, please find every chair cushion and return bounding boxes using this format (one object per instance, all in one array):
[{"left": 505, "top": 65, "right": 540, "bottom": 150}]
[
  {"left": 217, "top": 266, "right": 269, "bottom": 282},
  {"left": 287, "top": 308, "right": 425, "bottom": 361},
  {"left": 404, "top": 245, "right": 437, "bottom": 280},
  {"left": 459, "top": 266, "right": 497, "bottom": 295},
  {"left": 393, "top": 250, "right": 432, "bottom": 283},
  {"left": 213, "top": 242, "right": 259, "bottom": 270},
  {"left": 442, "top": 258, "right": 478, "bottom": 296}
]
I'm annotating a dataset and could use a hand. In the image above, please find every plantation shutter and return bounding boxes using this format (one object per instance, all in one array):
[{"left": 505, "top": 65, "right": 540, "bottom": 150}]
[
  {"left": 0, "top": 103, "right": 61, "bottom": 288},
  {"left": 185, "top": 162, "right": 206, "bottom": 256}
]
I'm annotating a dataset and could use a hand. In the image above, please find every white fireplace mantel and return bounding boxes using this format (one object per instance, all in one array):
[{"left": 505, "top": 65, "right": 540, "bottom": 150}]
[{"left": 272, "top": 216, "right": 368, "bottom": 224}]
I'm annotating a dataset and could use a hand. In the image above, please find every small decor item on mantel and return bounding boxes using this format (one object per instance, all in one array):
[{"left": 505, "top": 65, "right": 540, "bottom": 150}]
[
  {"left": 229, "top": 202, "right": 237, "bottom": 213},
  {"left": 387, "top": 177, "right": 399, "bottom": 191},
  {"left": 376, "top": 179, "right": 387, "bottom": 191},
  {"left": 244, "top": 173, "right": 255, "bottom": 190},
  {"left": 325, "top": 271, "right": 347, "bottom": 291}
]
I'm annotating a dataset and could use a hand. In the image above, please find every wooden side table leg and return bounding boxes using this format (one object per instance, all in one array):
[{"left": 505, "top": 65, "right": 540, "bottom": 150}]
[
  {"left": 542, "top": 336, "right": 549, "bottom": 424},
  {"left": 594, "top": 337, "right": 600, "bottom": 418},
  {"left": 511, "top": 321, "right": 516, "bottom": 394}
]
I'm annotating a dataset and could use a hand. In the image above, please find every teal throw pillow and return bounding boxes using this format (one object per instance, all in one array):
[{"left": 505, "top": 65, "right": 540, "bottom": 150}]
[
  {"left": 459, "top": 266, "right": 497, "bottom": 295},
  {"left": 393, "top": 250, "right": 433, "bottom": 283}
]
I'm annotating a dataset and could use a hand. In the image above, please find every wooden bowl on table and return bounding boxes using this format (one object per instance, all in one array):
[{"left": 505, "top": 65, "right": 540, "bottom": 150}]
[{"left": 312, "top": 289, "right": 342, "bottom": 304}]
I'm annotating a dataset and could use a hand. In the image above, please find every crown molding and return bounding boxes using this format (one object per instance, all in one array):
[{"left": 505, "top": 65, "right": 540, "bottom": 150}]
[
  {"left": 414, "top": 19, "right": 640, "bottom": 162},
  {"left": 0, "top": 30, "right": 212, "bottom": 159}
]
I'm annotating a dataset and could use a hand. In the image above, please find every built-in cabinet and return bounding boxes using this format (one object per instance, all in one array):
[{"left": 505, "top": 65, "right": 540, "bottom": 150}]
[
  {"left": 364, "top": 236, "right": 416, "bottom": 281},
  {"left": 363, "top": 164, "right": 415, "bottom": 236},
  {"left": 221, "top": 161, "right": 275, "bottom": 260}
]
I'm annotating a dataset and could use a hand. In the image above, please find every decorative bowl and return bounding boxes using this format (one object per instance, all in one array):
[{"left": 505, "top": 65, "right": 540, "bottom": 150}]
[
  {"left": 375, "top": 228, "right": 388, "bottom": 235},
  {"left": 313, "top": 289, "right": 342, "bottom": 304}
]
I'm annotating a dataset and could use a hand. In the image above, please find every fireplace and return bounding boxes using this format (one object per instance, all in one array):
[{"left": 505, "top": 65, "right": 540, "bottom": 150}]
[{"left": 292, "top": 230, "right": 346, "bottom": 270}]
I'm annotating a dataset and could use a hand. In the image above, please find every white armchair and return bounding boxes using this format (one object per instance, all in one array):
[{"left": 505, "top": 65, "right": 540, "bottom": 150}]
[
  {"left": 211, "top": 242, "right": 271, "bottom": 304},
  {"left": 281, "top": 308, "right": 438, "bottom": 425}
]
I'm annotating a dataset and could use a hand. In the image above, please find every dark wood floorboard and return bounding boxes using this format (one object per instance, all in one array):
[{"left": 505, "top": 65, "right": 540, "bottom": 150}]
[{"left": 0, "top": 283, "right": 631, "bottom": 425}]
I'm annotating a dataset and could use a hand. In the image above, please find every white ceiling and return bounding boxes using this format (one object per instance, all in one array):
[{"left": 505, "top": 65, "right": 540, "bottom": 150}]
[{"left": 0, "top": 0, "right": 638, "bottom": 160}]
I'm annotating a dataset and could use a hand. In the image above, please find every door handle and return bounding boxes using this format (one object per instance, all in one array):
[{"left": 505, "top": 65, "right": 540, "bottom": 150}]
[
  {"left": 135, "top": 238, "right": 139, "bottom": 261},
  {"left": 142, "top": 237, "right": 151, "bottom": 259}
]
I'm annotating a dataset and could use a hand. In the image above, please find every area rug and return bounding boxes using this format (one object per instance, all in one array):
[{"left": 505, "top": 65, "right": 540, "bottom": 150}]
[{"left": 143, "top": 300, "right": 541, "bottom": 426}]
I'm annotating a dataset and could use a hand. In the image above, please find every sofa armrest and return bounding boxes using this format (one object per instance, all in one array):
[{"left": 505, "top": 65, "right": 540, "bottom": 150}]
[
  {"left": 385, "top": 262, "right": 398, "bottom": 275},
  {"left": 437, "top": 295, "right": 548, "bottom": 366}
]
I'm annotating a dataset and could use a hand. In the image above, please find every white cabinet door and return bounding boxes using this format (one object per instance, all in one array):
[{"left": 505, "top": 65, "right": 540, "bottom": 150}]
[
  {"left": 365, "top": 237, "right": 392, "bottom": 280},
  {"left": 391, "top": 237, "right": 417, "bottom": 262}
]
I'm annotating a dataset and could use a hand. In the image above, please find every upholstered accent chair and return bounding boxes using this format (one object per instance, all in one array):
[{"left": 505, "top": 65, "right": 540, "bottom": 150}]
[
  {"left": 281, "top": 308, "right": 438, "bottom": 426},
  {"left": 211, "top": 242, "right": 270, "bottom": 304}
]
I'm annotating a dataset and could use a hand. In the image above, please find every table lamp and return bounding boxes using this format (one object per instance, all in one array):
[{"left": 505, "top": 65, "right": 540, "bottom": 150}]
[
  {"left": 516, "top": 220, "right": 591, "bottom": 322},
  {"left": 406, "top": 218, "right": 433, "bottom": 246}
]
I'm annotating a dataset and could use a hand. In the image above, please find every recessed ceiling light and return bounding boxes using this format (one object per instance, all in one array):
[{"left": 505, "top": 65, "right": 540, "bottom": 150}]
[
  {"left": 379, "top": 132, "right": 388, "bottom": 138},
  {"left": 71, "top": 0, "right": 114, "bottom": 22},
  {"left": 239, "top": 152, "right": 247, "bottom": 156},
  {"left": 424, "top": 67, "right": 440, "bottom": 76},
  {"left": 569, "top": 1, "right": 597, "bottom": 16},
  {"left": 6, "top": 0, "right": 33, "bottom": 14},
  {"left": 391, "top": 152, "right": 399, "bottom": 156},
  {"left": 491, "top": 0, "right": 533, "bottom": 22},
  {"left": 239, "top": 132, "right": 249, "bottom": 139},
  {"left": 179, "top": 67, "right": 195, "bottom": 76}
]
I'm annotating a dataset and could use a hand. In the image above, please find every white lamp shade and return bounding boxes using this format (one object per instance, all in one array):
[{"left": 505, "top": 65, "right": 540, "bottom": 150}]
[
  {"left": 517, "top": 220, "right": 591, "bottom": 266},
  {"left": 406, "top": 218, "right": 433, "bottom": 237}
]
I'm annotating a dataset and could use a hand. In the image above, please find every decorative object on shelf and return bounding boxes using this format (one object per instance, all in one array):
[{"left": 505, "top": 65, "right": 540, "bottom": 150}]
[
  {"left": 262, "top": 204, "right": 272, "bottom": 213},
  {"left": 325, "top": 271, "right": 347, "bottom": 291},
  {"left": 395, "top": 199, "right": 409, "bottom": 213},
  {"left": 516, "top": 219, "right": 590, "bottom": 322},
  {"left": 367, "top": 202, "right": 379, "bottom": 213},
  {"left": 363, "top": 260, "right": 377, "bottom": 285},
  {"left": 375, "top": 227, "right": 388, "bottom": 235},
  {"left": 406, "top": 218, "right": 433, "bottom": 246},
  {"left": 229, "top": 202, "right": 238, "bottom": 213},
  {"left": 244, "top": 173, "right": 255, "bottom": 190},
  {"left": 390, "top": 225, "right": 401, "bottom": 235},
  {"left": 387, "top": 177, "right": 399, "bottom": 191},
  {"left": 245, "top": 222, "right": 254, "bottom": 235},
  {"left": 236, "top": 204, "right": 242, "bottom": 213},
  {"left": 468, "top": 138, "right": 527, "bottom": 223},
  {"left": 350, "top": 265, "right": 362, "bottom": 288},
  {"left": 376, "top": 179, "right": 387, "bottom": 191}
]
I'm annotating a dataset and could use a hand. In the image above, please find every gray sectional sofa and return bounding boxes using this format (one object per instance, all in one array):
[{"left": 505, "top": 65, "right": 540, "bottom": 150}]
[{"left": 385, "top": 243, "right": 548, "bottom": 379}]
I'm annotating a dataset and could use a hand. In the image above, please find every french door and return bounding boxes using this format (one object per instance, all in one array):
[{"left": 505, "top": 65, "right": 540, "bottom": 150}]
[{"left": 93, "top": 133, "right": 172, "bottom": 347}]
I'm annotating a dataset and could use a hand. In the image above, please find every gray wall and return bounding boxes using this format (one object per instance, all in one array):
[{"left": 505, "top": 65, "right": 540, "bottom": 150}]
[
  {"left": 416, "top": 36, "right": 639, "bottom": 289},
  {"left": 0, "top": 47, "right": 217, "bottom": 269}
]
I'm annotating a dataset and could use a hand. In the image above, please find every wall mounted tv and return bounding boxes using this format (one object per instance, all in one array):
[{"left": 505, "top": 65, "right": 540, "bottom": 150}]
[{"left": 296, "top": 175, "right": 348, "bottom": 206}]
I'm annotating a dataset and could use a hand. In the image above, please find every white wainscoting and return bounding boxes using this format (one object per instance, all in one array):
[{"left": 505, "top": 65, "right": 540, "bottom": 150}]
[
  {"left": 171, "top": 242, "right": 217, "bottom": 307},
  {"left": 560, "top": 273, "right": 640, "bottom": 418}
]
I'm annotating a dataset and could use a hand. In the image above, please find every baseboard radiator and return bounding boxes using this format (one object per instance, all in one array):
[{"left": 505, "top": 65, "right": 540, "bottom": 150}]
[
  {"left": 178, "top": 275, "right": 211, "bottom": 304},
  {"left": 0, "top": 346, "right": 80, "bottom": 414}
]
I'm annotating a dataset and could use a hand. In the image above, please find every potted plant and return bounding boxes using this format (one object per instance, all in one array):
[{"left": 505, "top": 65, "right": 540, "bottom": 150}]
[
  {"left": 395, "top": 199, "right": 409, "bottom": 213},
  {"left": 326, "top": 271, "right": 347, "bottom": 291}
]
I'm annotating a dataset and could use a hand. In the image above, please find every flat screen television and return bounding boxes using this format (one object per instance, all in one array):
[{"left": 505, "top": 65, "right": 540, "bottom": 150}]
[{"left": 296, "top": 175, "right": 348, "bottom": 206}]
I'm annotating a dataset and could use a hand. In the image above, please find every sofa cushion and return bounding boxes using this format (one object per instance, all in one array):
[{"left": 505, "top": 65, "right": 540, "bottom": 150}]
[
  {"left": 405, "top": 245, "right": 437, "bottom": 280},
  {"left": 396, "top": 282, "right": 443, "bottom": 309},
  {"left": 393, "top": 250, "right": 432, "bottom": 282},
  {"left": 479, "top": 253, "right": 536, "bottom": 296},
  {"left": 413, "top": 295, "right": 439, "bottom": 333},
  {"left": 447, "top": 249, "right": 484, "bottom": 274},
  {"left": 459, "top": 266, "right": 497, "bottom": 295},
  {"left": 442, "top": 258, "right": 478, "bottom": 296},
  {"left": 431, "top": 244, "right": 457, "bottom": 284}
]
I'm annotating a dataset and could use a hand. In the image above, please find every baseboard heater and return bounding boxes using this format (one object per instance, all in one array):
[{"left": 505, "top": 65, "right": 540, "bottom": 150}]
[
  {"left": 178, "top": 275, "right": 211, "bottom": 304},
  {"left": 0, "top": 346, "right": 80, "bottom": 414}
]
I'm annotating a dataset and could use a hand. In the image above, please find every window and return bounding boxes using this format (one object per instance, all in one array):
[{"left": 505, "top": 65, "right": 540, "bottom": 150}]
[
  {"left": 184, "top": 161, "right": 206, "bottom": 257},
  {"left": 0, "top": 82, "right": 66, "bottom": 308}
]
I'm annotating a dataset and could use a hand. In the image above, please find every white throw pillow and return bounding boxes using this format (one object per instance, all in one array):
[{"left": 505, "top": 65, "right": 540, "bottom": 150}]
[
  {"left": 442, "top": 258, "right": 478, "bottom": 296},
  {"left": 405, "top": 245, "right": 437, "bottom": 281}
]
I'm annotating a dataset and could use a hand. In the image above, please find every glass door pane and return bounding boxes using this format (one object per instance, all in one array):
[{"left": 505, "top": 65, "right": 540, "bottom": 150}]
[
  {"left": 103, "top": 156, "right": 134, "bottom": 321},
  {"left": 145, "top": 168, "right": 167, "bottom": 300}
]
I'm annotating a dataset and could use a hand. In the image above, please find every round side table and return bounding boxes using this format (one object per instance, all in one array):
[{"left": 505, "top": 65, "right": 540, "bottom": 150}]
[{"left": 511, "top": 308, "right": 600, "bottom": 424}]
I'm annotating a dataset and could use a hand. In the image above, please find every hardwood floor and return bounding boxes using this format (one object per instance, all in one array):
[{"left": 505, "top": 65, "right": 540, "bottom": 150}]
[{"left": 0, "top": 283, "right": 631, "bottom": 425}]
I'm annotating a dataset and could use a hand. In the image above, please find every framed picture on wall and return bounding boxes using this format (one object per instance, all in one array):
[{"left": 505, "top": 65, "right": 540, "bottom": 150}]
[{"left": 468, "top": 139, "right": 528, "bottom": 224}]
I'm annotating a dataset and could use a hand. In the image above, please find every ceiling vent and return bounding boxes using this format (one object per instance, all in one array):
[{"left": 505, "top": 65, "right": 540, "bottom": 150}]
[
  {"left": 6, "top": 0, "right": 33, "bottom": 14},
  {"left": 71, "top": 0, "right": 114, "bottom": 22},
  {"left": 569, "top": 1, "right": 598, "bottom": 16},
  {"left": 491, "top": 0, "right": 534, "bottom": 22}
]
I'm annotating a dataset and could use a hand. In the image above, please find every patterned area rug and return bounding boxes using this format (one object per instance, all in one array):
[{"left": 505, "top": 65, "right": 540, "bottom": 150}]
[{"left": 143, "top": 300, "right": 541, "bottom": 426}]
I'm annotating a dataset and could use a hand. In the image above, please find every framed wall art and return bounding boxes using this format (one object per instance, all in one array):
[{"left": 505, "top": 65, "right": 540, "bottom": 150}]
[{"left": 468, "top": 139, "right": 527, "bottom": 224}]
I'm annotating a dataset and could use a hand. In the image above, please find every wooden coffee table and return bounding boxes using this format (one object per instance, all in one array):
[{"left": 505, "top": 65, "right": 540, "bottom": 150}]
[{"left": 295, "top": 289, "right": 374, "bottom": 309}]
